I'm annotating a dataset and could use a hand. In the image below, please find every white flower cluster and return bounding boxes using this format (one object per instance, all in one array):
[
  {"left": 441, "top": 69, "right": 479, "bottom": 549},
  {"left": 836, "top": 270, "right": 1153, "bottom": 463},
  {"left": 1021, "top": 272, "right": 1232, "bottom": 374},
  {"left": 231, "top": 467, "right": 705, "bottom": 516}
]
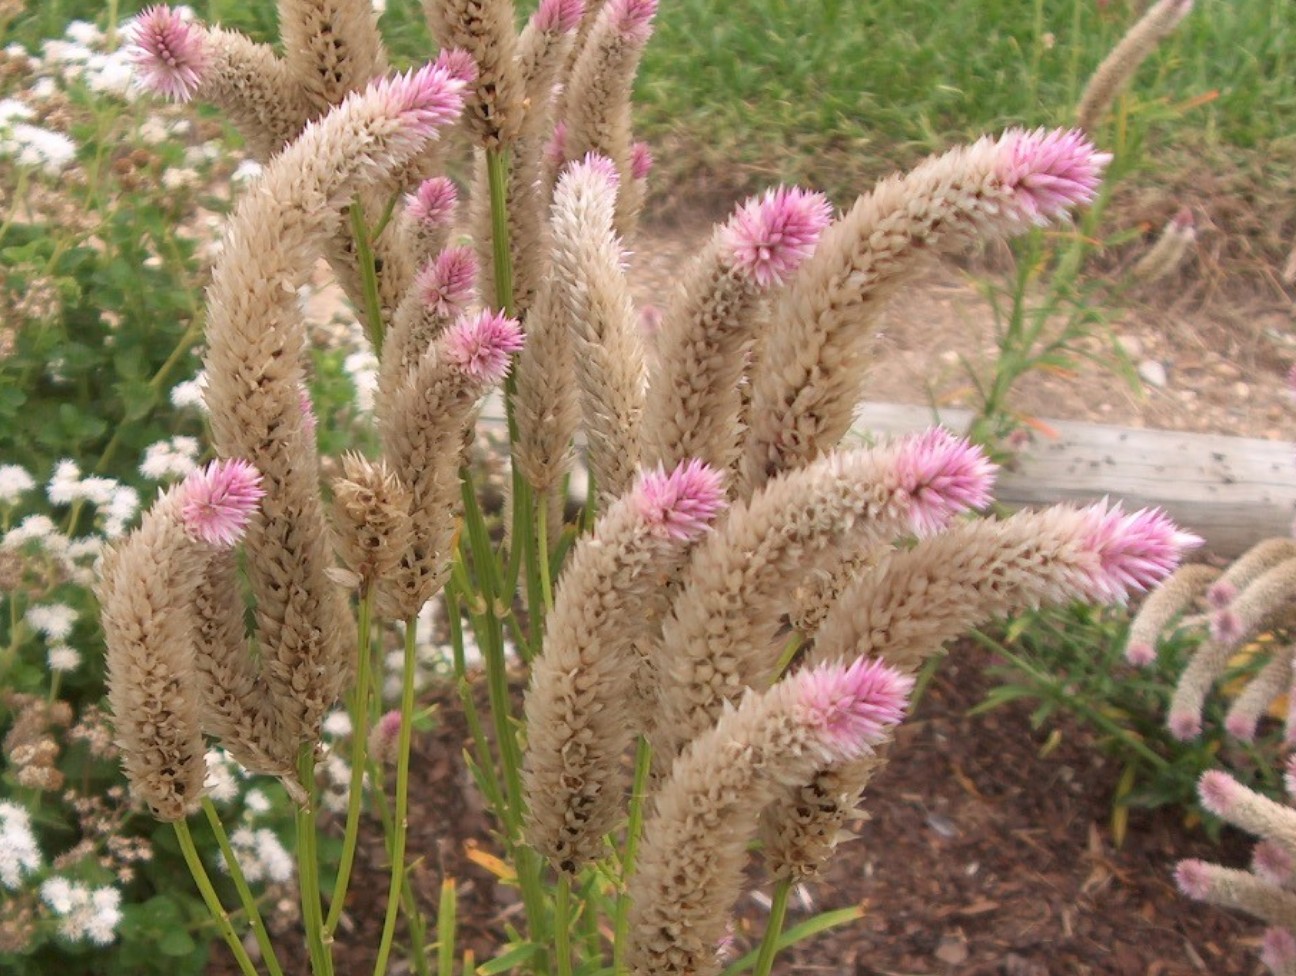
[
  {"left": 226, "top": 829, "right": 294, "bottom": 885},
  {"left": 36, "top": 20, "right": 135, "bottom": 98},
  {"left": 139, "top": 436, "right": 200, "bottom": 481},
  {"left": 205, "top": 749, "right": 297, "bottom": 883},
  {"left": 170, "top": 371, "right": 209, "bottom": 412},
  {"left": 0, "top": 462, "right": 35, "bottom": 505},
  {"left": 0, "top": 97, "right": 76, "bottom": 176},
  {"left": 25, "top": 603, "right": 82, "bottom": 672},
  {"left": 46, "top": 460, "right": 139, "bottom": 538},
  {"left": 0, "top": 801, "right": 42, "bottom": 889},
  {"left": 39, "top": 877, "right": 124, "bottom": 945},
  {"left": 1, "top": 513, "right": 103, "bottom": 586},
  {"left": 343, "top": 350, "right": 380, "bottom": 414}
]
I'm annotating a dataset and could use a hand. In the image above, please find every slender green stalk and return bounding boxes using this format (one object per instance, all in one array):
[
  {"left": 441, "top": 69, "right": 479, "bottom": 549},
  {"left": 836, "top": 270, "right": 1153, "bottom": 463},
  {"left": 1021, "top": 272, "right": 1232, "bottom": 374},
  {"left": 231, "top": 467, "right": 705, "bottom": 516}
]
[
  {"left": 351, "top": 197, "right": 388, "bottom": 355},
  {"left": 326, "top": 587, "right": 376, "bottom": 935},
  {"left": 373, "top": 615, "right": 419, "bottom": 976},
  {"left": 554, "top": 874, "right": 574, "bottom": 976},
  {"left": 365, "top": 767, "right": 432, "bottom": 976},
  {"left": 202, "top": 799, "right": 286, "bottom": 976},
  {"left": 437, "top": 879, "right": 457, "bottom": 976},
  {"left": 613, "top": 737, "right": 652, "bottom": 974},
  {"left": 174, "top": 817, "right": 262, "bottom": 976},
  {"left": 751, "top": 879, "right": 792, "bottom": 976},
  {"left": 296, "top": 747, "right": 334, "bottom": 976}
]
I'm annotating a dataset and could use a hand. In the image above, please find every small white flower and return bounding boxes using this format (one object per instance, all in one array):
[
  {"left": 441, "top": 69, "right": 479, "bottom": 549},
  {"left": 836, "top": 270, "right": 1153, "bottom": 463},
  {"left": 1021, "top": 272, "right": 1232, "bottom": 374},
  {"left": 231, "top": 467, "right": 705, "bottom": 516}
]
[
  {"left": 48, "top": 459, "right": 81, "bottom": 505},
  {"left": 76, "top": 476, "right": 118, "bottom": 507},
  {"left": 204, "top": 750, "right": 239, "bottom": 804},
  {"left": 1, "top": 801, "right": 42, "bottom": 889},
  {"left": 0, "top": 463, "right": 35, "bottom": 505},
  {"left": 254, "top": 830, "right": 293, "bottom": 883},
  {"left": 40, "top": 876, "right": 74, "bottom": 912},
  {"left": 161, "top": 166, "right": 199, "bottom": 191},
  {"left": 3, "top": 514, "right": 58, "bottom": 548},
  {"left": 170, "top": 373, "right": 209, "bottom": 411},
  {"left": 344, "top": 351, "right": 379, "bottom": 413},
  {"left": 48, "top": 645, "right": 81, "bottom": 672},
  {"left": 0, "top": 98, "right": 33, "bottom": 125},
  {"left": 3, "top": 123, "right": 78, "bottom": 175},
  {"left": 140, "top": 438, "right": 199, "bottom": 480},
  {"left": 231, "top": 158, "right": 263, "bottom": 185},
  {"left": 137, "top": 117, "right": 169, "bottom": 145},
  {"left": 84, "top": 887, "right": 122, "bottom": 945},
  {"left": 29, "top": 77, "right": 58, "bottom": 100},
  {"left": 244, "top": 789, "right": 270, "bottom": 815},
  {"left": 322, "top": 710, "right": 352, "bottom": 740},
  {"left": 26, "top": 603, "right": 77, "bottom": 641},
  {"left": 64, "top": 21, "right": 104, "bottom": 47}
]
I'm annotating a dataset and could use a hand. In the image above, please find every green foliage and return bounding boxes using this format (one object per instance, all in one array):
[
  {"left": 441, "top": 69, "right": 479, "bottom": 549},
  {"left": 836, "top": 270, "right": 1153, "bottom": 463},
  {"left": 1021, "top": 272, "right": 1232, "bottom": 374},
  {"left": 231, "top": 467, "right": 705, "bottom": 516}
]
[{"left": 971, "top": 604, "right": 1286, "bottom": 834}]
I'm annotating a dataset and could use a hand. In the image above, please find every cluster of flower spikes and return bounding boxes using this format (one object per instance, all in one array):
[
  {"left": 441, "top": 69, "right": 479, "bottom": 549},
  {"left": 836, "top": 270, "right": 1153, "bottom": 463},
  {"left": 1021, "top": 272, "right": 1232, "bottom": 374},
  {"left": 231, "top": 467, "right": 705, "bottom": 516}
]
[{"left": 114, "top": 1, "right": 1207, "bottom": 973}]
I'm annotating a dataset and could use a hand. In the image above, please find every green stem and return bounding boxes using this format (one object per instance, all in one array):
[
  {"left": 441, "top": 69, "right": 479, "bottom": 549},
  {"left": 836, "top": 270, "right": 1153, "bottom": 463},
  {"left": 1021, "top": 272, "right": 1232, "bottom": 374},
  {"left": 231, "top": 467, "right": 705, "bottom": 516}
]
[
  {"left": 350, "top": 197, "right": 387, "bottom": 355},
  {"left": 751, "top": 879, "right": 792, "bottom": 976},
  {"left": 554, "top": 874, "right": 574, "bottom": 976},
  {"left": 296, "top": 748, "right": 334, "bottom": 976},
  {"left": 373, "top": 615, "right": 419, "bottom": 976},
  {"left": 173, "top": 818, "right": 262, "bottom": 976},
  {"left": 326, "top": 587, "right": 375, "bottom": 936},
  {"left": 613, "top": 737, "right": 652, "bottom": 974},
  {"left": 203, "top": 799, "right": 286, "bottom": 976}
]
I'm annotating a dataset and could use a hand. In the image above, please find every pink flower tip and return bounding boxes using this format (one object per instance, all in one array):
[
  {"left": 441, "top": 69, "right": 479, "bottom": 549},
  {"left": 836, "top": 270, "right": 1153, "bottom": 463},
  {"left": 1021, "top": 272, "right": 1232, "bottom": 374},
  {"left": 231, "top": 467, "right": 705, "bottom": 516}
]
[
  {"left": 1197, "top": 769, "right": 1241, "bottom": 816},
  {"left": 1209, "top": 607, "right": 1243, "bottom": 646},
  {"left": 299, "top": 386, "right": 317, "bottom": 440},
  {"left": 374, "top": 62, "right": 468, "bottom": 141},
  {"left": 1224, "top": 710, "right": 1257, "bottom": 743},
  {"left": 1253, "top": 840, "right": 1295, "bottom": 885},
  {"left": 638, "top": 303, "right": 663, "bottom": 337},
  {"left": 179, "top": 459, "right": 264, "bottom": 547},
  {"left": 1173, "top": 859, "right": 1213, "bottom": 900},
  {"left": 432, "top": 48, "right": 478, "bottom": 84},
  {"left": 998, "top": 127, "right": 1112, "bottom": 225},
  {"left": 720, "top": 186, "right": 832, "bottom": 289},
  {"left": 127, "top": 6, "right": 207, "bottom": 102},
  {"left": 443, "top": 310, "right": 524, "bottom": 385},
  {"left": 571, "top": 151, "right": 621, "bottom": 189},
  {"left": 1167, "top": 709, "right": 1201, "bottom": 741},
  {"left": 633, "top": 459, "right": 727, "bottom": 541},
  {"left": 405, "top": 177, "right": 459, "bottom": 227},
  {"left": 630, "top": 141, "right": 653, "bottom": 181},
  {"left": 892, "top": 428, "right": 996, "bottom": 536},
  {"left": 416, "top": 247, "right": 478, "bottom": 319},
  {"left": 1074, "top": 501, "right": 1201, "bottom": 603},
  {"left": 797, "top": 657, "right": 915, "bottom": 761},
  {"left": 545, "top": 121, "right": 568, "bottom": 169},
  {"left": 1123, "top": 641, "right": 1156, "bottom": 667},
  {"left": 534, "top": 0, "right": 584, "bottom": 34},
  {"left": 1205, "top": 579, "right": 1236, "bottom": 610},
  {"left": 608, "top": 0, "right": 657, "bottom": 44},
  {"left": 1170, "top": 206, "right": 1195, "bottom": 233},
  {"left": 368, "top": 710, "right": 403, "bottom": 764},
  {"left": 1263, "top": 929, "right": 1296, "bottom": 971}
]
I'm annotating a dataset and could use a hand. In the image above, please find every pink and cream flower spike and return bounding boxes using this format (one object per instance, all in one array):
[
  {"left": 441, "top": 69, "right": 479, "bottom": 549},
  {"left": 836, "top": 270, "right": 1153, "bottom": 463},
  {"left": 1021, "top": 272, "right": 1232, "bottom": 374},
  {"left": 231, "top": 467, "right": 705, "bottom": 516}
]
[
  {"left": 405, "top": 177, "right": 460, "bottom": 229},
  {"left": 178, "top": 459, "right": 265, "bottom": 548},
  {"left": 890, "top": 428, "right": 997, "bottom": 537},
  {"left": 609, "top": 0, "right": 659, "bottom": 45},
  {"left": 367, "top": 63, "right": 471, "bottom": 148},
  {"left": 128, "top": 6, "right": 208, "bottom": 102},
  {"left": 796, "top": 657, "right": 915, "bottom": 762},
  {"left": 415, "top": 247, "right": 478, "bottom": 320},
  {"left": 534, "top": 0, "right": 586, "bottom": 34},
  {"left": 632, "top": 459, "right": 727, "bottom": 542},
  {"left": 442, "top": 310, "right": 525, "bottom": 384},
  {"left": 997, "top": 127, "right": 1112, "bottom": 226},
  {"left": 431, "top": 47, "right": 479, "bottom": 85},
  {"left": 1073, "top": 499, "right": 1202, "bottom": 603},
  {"left": 720, "top": 186, "right": 833, "bottom": 288}
]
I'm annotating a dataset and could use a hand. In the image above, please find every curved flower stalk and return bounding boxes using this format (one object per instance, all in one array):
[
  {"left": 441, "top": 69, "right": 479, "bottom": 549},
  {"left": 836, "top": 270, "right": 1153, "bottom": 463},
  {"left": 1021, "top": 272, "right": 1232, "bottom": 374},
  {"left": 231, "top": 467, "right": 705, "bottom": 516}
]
[
  {"left": 1128, "top": 536, "right": 1296, "bottom": 744},
  {"left": 640, "top": 187, "right": 832, "bottom": 475},
  {"left": 204, "top": 65, "right": 467, "bottom": 746},
  {"left": 1176, "top": 767, "right": 1296, "bottom": 975},
  {"left": 100, "top": 462, "right": 264, "bottom": 820},
  {"left": 523, "top": 461, "right": 726, "bottom": 873},
  {"left": 759, "top": 501, "right": 1199, "bottom": 880},
  {"left": 740, "top": 127, "right": 1110, "bottom": 496},
  {"left": 1075, "top": 0, "right": 1195, "bottom": 134},
  {"left": 379, "top": 310, "right": 524, "bottom": 620},
  {"left": 651, "top": 429, "right": 994, "bottom": 766},
  {"left": 628, "top": 658, "right": 913, "bottom": 976}
]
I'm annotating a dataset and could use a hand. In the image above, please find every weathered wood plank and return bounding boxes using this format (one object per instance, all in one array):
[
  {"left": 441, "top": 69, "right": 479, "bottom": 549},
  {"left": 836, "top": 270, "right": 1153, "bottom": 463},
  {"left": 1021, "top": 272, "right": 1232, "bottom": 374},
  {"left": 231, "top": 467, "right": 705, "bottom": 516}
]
[{"left": 853, "top": 403, "right": 1296, "bottom": 558}]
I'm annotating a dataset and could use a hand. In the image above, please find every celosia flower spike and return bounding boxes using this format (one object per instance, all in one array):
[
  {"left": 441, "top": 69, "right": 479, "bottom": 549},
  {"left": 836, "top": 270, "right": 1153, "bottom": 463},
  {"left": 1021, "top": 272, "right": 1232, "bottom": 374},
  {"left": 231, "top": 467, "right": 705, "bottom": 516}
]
[
  {"left": 128, "top": 6, "right": 208, "bottom": 102},
  {"left": 370, "top": 62, "right": 469, "bottom": 149},
  {"left": 998, "top": 128, "right": 1111, "bottom": 225},
  {"left": 633, "top": 460, "right": 727, "bottom": 541},
  {"left": 405, "top": 177, "right": 459, "bottom": 227},
  {"left": 630, "top": 141, "right": 653, "bottom": 181},
  {"left": 721, "top": 186, "right": 832, "bottom": 288},
  {"left": 1075, "top": 500, "right": 1202, "bottom": 603},
  {"left": 1174, "top": 859, "right": 1213, "bottom": 900},
  {"left": 611, "top": 0, "right": 658, "bottom": 44},
  {"left": 432, "top": 47, "right": 479, "bottom": 84},
  {"left": 534, "top": 0, "right": 584, "bottom": 33},
  {"left": 442, "top": 310, "right": 524, "bottom": 384},
  {"left": 797, "top": 657, "right": 915, "bottom": 760},
  {"left": 416, "top": 247, "right": 478, "bottom": 320},
  {"left": 891, "top": 428, "right": 996, "bottom": 536},
  {"left": 1254, "top": 841, "right": 1295, "bottom": 887},
  {"left": 1263, "top": 927, "right": 1296, "bottom": 972},
  {"left": 179, "top": 459, "right": 264, "bottom": 548}
]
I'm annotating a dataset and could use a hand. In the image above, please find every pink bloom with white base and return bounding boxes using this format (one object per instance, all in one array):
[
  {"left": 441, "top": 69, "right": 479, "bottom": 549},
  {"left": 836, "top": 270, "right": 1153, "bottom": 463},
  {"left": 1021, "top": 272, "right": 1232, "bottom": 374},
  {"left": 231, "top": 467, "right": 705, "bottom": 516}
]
[
  {"left": 1074, "top": 500, "right": 1201, "bottom": 602},
  {"left": 998, "top": 128, "right": 1111, "bottom": 225},
  {"left": 416, "top": 247, "right": 478, "bottom": 319},
  {"left": 432, "top": 48, "right": 478, "bottom": 84},
  {"left": 721, "top": 186, "right": 832, "bottom": 288},
  {"left": 1124, "top": 641, "right": 1156, "bottom": 667},
  {"left": 405, "top": 177, "right": 459, "bottom": 227},
  {"left": 128, "top": 6, "right": 207, "bottom": 102},
  {"left": 1210, "top": 607, "right": 1243, "bottom": 646},
  {"left": 1168, "top": 709, "right": 1201, "bottom": 741},
  {"left": 179, "top": 459, "right": 264, "bottom": 547},
  {"left": 796, "top": 657, "right": 914, "bottom": 761},
  {"left": 1197, "top": 769, "right": 1241, "bottom": 817},
  {"left": 609, "top": 0, "right": 658, "bottom": 44},
  {"left": 1253, "top": 840, "right": 1295, "bottom": 886},
  {"left": 1173, "top": 858, "right": 1212, "bottom": 899},
  {"left": 443, "top": 310, "right": 524, "bottom": 384},
  {"left": 368, "top": 62, "right": 468, "bottom": 150},
  {"left": 630, "top": 141, "right": 653, "bottom": 181},
  {"left": 534, "top": 0, "right": 584, "bottom": 34},
  {"left": 891, "top": 428, "right": 996, "bottom": 536},
  {"left": 633, "top": 459, "right": 726, "bottom": 541}
]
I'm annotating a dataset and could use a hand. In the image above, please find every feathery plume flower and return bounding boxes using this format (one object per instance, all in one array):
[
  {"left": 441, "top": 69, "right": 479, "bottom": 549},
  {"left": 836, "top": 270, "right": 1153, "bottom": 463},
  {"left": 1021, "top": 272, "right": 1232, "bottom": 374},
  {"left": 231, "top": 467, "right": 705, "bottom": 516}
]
[
  {"left": 425, "top": 0, "right": 524, "bottom": 147},
  {"left": 720, "top": 186, "right": 832, "bottom": 288},
  {"left": 1073, "top": 500, "right": 1201, "bottom": 602},
  {"left": 1198, "top": 769, "right": 1241, "bottom": 817},
  {"left": 1211, "top": 607, "right": 1244, "bottom": 646},
  {"left": 1255, "top": 841, "right": 1295, "bottom": 887},
  {"left": 628, "top": 658, "right": 910, "bottom": 976},
  {"left": 998, "top": 127, "right": 1110, "bottom": 226},
  {"left": 127, "top": 6, "right": 207, "bottom": 101},
  {"left": 368, "top": 710, "right": 402, "bottom": 764},
  {"left": 432, "top": 47, "right": 479, "bottom": 84},
  {"left": 1208, "top": 579, "right": 1239, "bottom": 609},
  {"left": 330, "top": 454, "right": 414, "bottom": 590},
  {"left": 890, "top": 427, "right": 996, "bottom": 535},
  {"left": 1220, "top": 645, "right": 1294, "bottom": 743},
  {"left": 609, "top": 0, "right": 656, "bottom": 44},
  {"left": 405, "top": 176, "right": 459, "bottom": 227},
  {"left": 178, "top": 459, "right": 264, "bottom": 548},
  {"left": 278, "top": 0, "right": 388, "bottom": 111},
  {"left": 442, "top": 309, "right": 524, "bottom": 384},
  {"left": 524, "top": 460, "right": 727, "bottom": 871},
  {"left": 630, "top": 140, "right": 652, "bottom": 180},
  {"left": 416, "top": 247, "right": 478, "bottom": 319},
  {"left": 367, "top": 62, "right": 470, "bottom": 151},
  {"left": 534, "top": 0, "right": 585, "bottom": 33}
]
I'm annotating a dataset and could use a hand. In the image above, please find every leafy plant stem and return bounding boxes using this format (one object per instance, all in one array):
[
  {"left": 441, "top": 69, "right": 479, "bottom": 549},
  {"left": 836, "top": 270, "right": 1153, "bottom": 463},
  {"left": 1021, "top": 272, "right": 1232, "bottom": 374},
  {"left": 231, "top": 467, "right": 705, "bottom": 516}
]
[
  {"left": 174, "top": 817, "right": 263, "bottom": 976},
  {"left": 296, "top": 746, "right": 334, "bottom": 976},
  {"left": 752, "top": 878, "right": 791, "bottom": 976},
  {"left": 613, "top": 737, "right": 652, "bottom": 975},
  {"left": 202, "top": 798, "right": 286, "bottom": 976},
  {"left": 351, "top": 196, "right": 387, "bottom": 355},
  {"left": 554, "top": 873, "right": 574, "bottom": 976}
]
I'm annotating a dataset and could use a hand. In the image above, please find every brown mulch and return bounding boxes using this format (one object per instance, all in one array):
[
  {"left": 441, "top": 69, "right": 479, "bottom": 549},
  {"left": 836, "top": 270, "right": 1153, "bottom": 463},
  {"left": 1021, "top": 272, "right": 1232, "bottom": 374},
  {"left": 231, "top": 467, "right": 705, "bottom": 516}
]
[{"left": 209, "top": 640, "right": 1262, "bottom": 976}]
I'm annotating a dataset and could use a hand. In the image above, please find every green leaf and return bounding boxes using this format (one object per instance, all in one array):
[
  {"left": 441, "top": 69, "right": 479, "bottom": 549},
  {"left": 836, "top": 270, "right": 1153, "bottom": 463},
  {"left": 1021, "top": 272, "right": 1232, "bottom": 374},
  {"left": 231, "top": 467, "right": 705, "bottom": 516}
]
[
  {"left": 476, "top": 942, "right": 542, "bottom": 975},
  {"left": 720, "top": 906, "right": 863, "bottom": 976},
  {"left": 158, "top": 928, "right": 197, "bottom": 957}
]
